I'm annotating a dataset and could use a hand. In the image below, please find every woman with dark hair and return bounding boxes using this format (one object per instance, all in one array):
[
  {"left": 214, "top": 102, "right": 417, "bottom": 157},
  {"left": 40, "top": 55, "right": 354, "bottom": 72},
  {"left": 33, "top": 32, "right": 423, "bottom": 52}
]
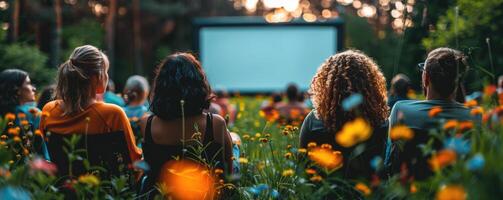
[
  {"left": 39, "top": 45, "right": 141, "bottom": 175},
  {"left": 299, "top": 50, "right": 389, "bottom": 179},
  {"left": 0, "top": 69, "right": 40, "bottom": 129},
  {"left": 139, "top": 53, "right": 233, "bottom": 196}
]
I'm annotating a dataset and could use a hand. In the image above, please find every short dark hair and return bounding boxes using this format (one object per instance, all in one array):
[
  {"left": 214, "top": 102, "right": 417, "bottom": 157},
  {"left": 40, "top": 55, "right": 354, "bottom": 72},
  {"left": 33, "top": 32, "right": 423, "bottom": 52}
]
[
  {"left": 0, "top": 69, "right": 29, "bottom": 116},
  {"left": 150, "top": 53, "right": 212, "bottom": 120},
  {"left": 286, "top": 83, "right": 299, "bottom": 102},
  {"left": 425, "top": 47, "right": 468, "bottom": 98},
  {"left": 391, "top": 74, "right": 410, "bottom": 97}
]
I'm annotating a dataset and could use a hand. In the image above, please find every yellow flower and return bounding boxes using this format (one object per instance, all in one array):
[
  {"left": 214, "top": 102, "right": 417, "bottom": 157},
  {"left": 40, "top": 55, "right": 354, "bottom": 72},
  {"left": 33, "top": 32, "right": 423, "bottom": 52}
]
[
  {"left": 443, "top": 120, "right": 459, "bottom": 130},
  {"left": 355, "top": 182, "right": 371, "bottom": 196},
  {"left": 214, "top": 168, "right": 224, "bottom": 175},
  {"left": 429, "top": 149, "right": 457, "bottom": 171},
  {"left": 321, "top": 144, "right": 332, "bottom": 150},
  {"left": 78, "top": 174, "right": 100, "bottom": 186},
  {"left": 335, "top": 118, "right": 372, "bottom": 147},
  {"left": 307, "top": 142, "right": 317, "bottom": 148},
  {"left": 310, "top": 175, "right": 322, "bottom": 182},
  {"left": 284, "top": 152, "right": 292, "bottom": 159},
  {"left": 297, "top": 148, "right": 307, "bottom": 153},
  {"left": 0, "top": 135, "right": 7, "bottom": 140},
  {"left": 429, "top": 106, "right": 443, "bottom": 118},
  {"left": 238, "top": 157, "right": 248, "bottom": 164},
  {"left": 390, "top": 125, "right": 414, "bottom": 141},
  {"left": 242, "top": 134, "right": 250, "bottom": 140},
  {"left": 436, "top": 185, "right": 466, "bottom": 200},
  {"left": 255, "top": 133, "right": 261, "bottom": 138},
  {"left": 259, "top": 138, "right": 268, "bottom": 143},
  {"left": 308, "top": 148, "right": 343, "bottom": 170},
  {"left": 282, "top": 169, "right": 294, "bottom": 177}
]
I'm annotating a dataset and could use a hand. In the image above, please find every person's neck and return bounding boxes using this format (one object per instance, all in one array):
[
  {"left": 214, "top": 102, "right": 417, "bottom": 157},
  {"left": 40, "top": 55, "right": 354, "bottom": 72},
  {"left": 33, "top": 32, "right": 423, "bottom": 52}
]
[{"left": 426, "top": 87, "right": 454, "bottom": 101}]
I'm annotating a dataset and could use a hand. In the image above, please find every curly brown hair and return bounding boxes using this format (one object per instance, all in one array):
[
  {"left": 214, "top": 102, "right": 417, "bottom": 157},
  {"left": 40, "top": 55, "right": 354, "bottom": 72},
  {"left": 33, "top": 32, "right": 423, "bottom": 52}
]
[{"left": 310, "top": 50, "right": 389, "bottom": 133}]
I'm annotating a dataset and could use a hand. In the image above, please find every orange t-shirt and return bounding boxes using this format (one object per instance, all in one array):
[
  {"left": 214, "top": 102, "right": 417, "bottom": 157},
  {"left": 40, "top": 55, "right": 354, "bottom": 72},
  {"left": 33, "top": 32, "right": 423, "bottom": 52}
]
[{"left": 39, "top": 100, "right": 142, "bottom": 162}]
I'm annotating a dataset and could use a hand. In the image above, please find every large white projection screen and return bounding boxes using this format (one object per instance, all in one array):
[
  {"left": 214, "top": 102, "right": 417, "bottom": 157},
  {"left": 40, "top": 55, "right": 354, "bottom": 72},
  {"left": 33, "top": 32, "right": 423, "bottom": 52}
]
[{"left": 199, "top": 25, "right": 338, "bottom": 92}]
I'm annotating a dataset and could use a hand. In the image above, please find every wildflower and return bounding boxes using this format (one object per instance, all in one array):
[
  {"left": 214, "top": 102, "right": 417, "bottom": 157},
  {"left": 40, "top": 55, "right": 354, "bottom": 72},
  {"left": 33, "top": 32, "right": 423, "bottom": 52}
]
[
  {"left": 271, "top": 189, "right": 279, "bottom": 198},
  {"left": 264, "top": 133, "right": 271, "bottom": 138},
  {"left": 458, "top": 121, "right": 474, "bottom": 132},
  {"left": 354, "top": 182, "right": 371, "bottom": 196},
  {"left": 305, "top": 168, "right": 316, "bottom": 175},
  {"left": 4, "top": 113, "right": 15, "bottom": 121},
  {"left": 30, "top": 158, "right": 57, "bottom": 175},
  {"left": 282, "top": 130, "right": 289, "bottom": 136},
  {"left": 248, "top": 184, "right": 268, "bottom": 196},
  {"left": 436, "top": 185, "right": 466, "bottom": 200},
  {"left": 320, "top": 144, "right": 332, "bottom": 149},
  {"left": 429, "top": 149, "right": 457, "bottom": 171},
  {"left": 20, "top": 120, "right": 29, "bottom": 126},
  {"left": 23, "top": 148, "right": 29, "bottom": 156},
  {"left": 133, "top": 160, "right": 150, "bottom": 171},
  {"left": 310, "top": 175, "right": 323, "bottom": 182},
  {"left": 0, "top": 135, "right": 7, "bottom": 140},
  {"left": 242, "top": 134, "right": 250, "bottom": 140},
  {"left": 284, "top": 152, "right": 292, "bottom": 159},
  {"left": 255, "top": 133, "right": 261, "bottom": 138},
  {"left": 159, "top": 160, "right": 215, "bottom": 200},
  {"left": 17, "top": 113, "right": 26, "bottom": 119},
  {"left": 483, "top": 84, "right": 496, "bottom": 97},
  {"left": 429, "top": 106, "right": 442, "bottom": 118},
  {"left": 390, "top": 125, "right": 414, "bottom": 141},
  {"left": 239, "top": 157, "right": 249, "bottom": 164},
  {"left": 13, "top": 136, "right": 21, "bottom": 143},
  {"left": 0, "top": 141, "right": 5, "bottom": 146},
  {"left": 335, "top": 118, "right": 372, "bottom": 147},
  {"left": 470, "top": 107, "right": 484, "bottom": 116},
  {"left": 444, "top": 137, "right": 470, "bottom": 155},
  {"left": 78, "top": 174, "right": 100, "bottom": 186},
  {"left": 407, "top": 89, "right": 417, "bottom": 99},
  {"left": 466, "top": 153, "right": 485, "bottom": 171},
  {"left": 286, "top": 144, "right": 292, "bottom": 149},
  {"left": 297, "top": 148, "right": 307, "bottom": 153},
  {"left": 85, "top": 117, "right": 91, "bottom": 122},
  {"left": 464, "top": 100, "right": 478, "bottom": 107},
  {"left": 282, "top": 169, "right": 294, "bottom": 177},
  {"left": 308, "top": 148, "right": 343, "bottom": 170},
  {"left": 0, "top": 168, "right": 11, "bottom": 177},
  {"left": 443, "top": 120, "right": 459, "bottom": 130},
  {"left": 28, "top": 108, "right": 39, "bottom": 115},
  {"left": 7, "top": 127, "right": 20, "bottom": 136},
  {"left": 259, "top": 138, "right": 268, "bottom": 143},
  {"left": 214, "top": 168, "right": 224, "bottom": 175},
  {"left": 342, "top": 93, "right": 363, "bottom": 111},
  {"left": 290, "top": 109, "right": 301, "bottom": 119},
  {"left": 410, "top": 182, "right": 418, "bottom": 193},
  {"left": 370, "top": 156, "right": 383, "bottom": 171},
  {"left": 307, "top": 142, "right": 317, "bottom": 148}
]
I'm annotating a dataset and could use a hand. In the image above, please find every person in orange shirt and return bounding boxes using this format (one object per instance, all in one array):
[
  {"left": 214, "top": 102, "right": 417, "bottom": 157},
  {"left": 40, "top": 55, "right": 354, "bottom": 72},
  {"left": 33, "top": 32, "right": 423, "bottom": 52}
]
[{"left": 39, "top": 45, "right": 142, "bottom": 171}]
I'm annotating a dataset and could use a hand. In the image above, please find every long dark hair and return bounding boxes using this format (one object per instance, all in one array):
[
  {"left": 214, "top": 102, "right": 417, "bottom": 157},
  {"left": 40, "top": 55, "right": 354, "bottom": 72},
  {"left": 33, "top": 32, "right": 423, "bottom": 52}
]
[
  {"left": 150, "top": 53, "right": 212, "bottom": 120},
  {"left": 0, "top": 69, "right": 29, "bottom": 116}
]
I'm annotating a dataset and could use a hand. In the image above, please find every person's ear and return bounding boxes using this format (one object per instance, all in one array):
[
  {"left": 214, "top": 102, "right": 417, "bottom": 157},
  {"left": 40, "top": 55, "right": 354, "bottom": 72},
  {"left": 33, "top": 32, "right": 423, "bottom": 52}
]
[{"left": 422, "top": 71, "right": 430, "bottom": 88}]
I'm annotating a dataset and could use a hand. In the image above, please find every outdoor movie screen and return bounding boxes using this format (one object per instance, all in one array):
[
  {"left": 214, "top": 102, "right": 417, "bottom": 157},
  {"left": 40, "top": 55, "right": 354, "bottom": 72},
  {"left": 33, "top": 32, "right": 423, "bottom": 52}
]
[{"left": 196, "top": 18, "right": 342, "bottom": 93}]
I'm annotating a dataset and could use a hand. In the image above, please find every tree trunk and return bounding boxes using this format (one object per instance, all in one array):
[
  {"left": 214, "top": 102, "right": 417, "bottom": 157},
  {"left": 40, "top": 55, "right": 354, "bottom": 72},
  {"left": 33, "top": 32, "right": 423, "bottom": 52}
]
[
  {"left": 8, "top": 0, "right": 20, "bottom": 42},
  {"left": 132, "top": 0, "right": 143, "bottom": 74},
  {"left": 49, "top": 0, "right": 62, "bottom": 68},
  {"left": 106, "top": 0, "right": 117, "bottom": 78}
]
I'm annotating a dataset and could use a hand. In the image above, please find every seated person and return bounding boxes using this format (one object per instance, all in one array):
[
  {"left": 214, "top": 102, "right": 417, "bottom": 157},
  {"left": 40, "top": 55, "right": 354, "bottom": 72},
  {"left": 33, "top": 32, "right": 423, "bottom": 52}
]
[
  {"left": 39, "top": 45, "right": 141, "bottom": 176},
  {"left": 103, "top": 79, "right": 126, "bottom": 107},
  {"left": 388, "top": 73, "right": 411, "bottom": 109},
  {"left": 139, "top": 53, "right": 233, "bottom": 198},
  {"left": 276, "top": 84, "right": 309, "bottom": 124},
  {"left": 299, "top": 50, "right": 389, "bottom": 179},
  {"left": 214, "top": 90, "right": 236, "bottom": 125},
  {"left": 385, "top": 47, "right": 480, "bottom": 179},
  {"left": 123, "top": 75, "right": 150, "bottom": 119}
]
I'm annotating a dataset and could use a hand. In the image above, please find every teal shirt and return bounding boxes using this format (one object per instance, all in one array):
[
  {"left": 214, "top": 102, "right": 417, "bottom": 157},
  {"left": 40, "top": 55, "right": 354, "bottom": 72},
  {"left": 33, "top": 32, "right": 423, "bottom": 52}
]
[
  {"left": 15, "top": 102, "right": 41, "bottom": 129},
  {"left": 104, "top": 91, "right": 125, "bottom": 107},
  {"left": 123, "top": 105, "right": 148, "bottom": 119}
]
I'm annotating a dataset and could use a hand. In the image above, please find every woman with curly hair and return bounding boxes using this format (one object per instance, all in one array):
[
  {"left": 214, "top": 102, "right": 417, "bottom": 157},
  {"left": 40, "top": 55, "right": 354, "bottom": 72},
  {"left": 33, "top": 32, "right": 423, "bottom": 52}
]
[
  {"left": 299, "top": 50, "right": 389, "bottom": 179},
  {"left": 0, "top": 69, "right": 40, "bottom": 129}
]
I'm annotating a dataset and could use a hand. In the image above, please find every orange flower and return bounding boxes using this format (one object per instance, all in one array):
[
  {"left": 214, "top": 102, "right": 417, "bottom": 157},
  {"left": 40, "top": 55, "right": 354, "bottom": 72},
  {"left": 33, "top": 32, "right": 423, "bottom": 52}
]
[
  {"left": 7, "top": 127, "right": 20, "bottom": 136},
  {"left": 390, "top": 125, "right": 414, "bottom": 141},
  {"left": 214, "top": 168, "right": 224, "bottom": 175},
  {"left": 290, "top": 109, "right": 301, "bottom": 119},
  {"left": 20, "top": 120, "right": 29, "bottom": 126},
  {"left": 335, "top": 118, "right": 372, "bottom": 148},
  {"left": 307, "top": 142, "right": 317, "bottom": 148},
  {"left": 354, "top": 182, "right": 371, "bottom": 196},
  {"left": 17, "top": 113, "right": 26, "bottom": 119},
  {"left": 470, "top": 107, "right": 484, "bottom": 116},
  {"left": 436, "top": 185, "right": 466, "bottom": 200},
  {"left": 458, "top": 121, "right": 474, "bottom": 132},
  {"left": 13, "top": 136, "right": 21, "bottom": 143},
  {"left": 35, "top": 130, "right": 43, "bottom": 136},
  {"left": 159, "top": 160, "right": 215, "bottom": 200},
  {"left": 284, "top": 152, "right": 292, "bottom": 159},
  {"left": 410, "top": 182, "right": 418, "bottom": 193},
  {"left": 320, "top": 144, "right": 332, "bottom": 149},
  {"left": 308, "top": 148, "right": 344, "bottom": 170},
  {"left": 483, "top": 84, "right": 496, "bottom": 97},
  {"left": 28, "top": 108, "right": 39, "bottom": 115},
  {"left": 463, "top": 100, "right": 478, "bottom": 107},
  {"left": 429, "top": 149, "right": 457, "bottom": 171},
  {"left": 443, "top": 120, "right": 459, "bottom": 130},
  {"left": 429, "top": 106, "right": 443, "bottom": 118},
  {"left": 297, "top": 148, "right": 307, "bottom": 153},
  {"left": 4, "top": 113, "right": 16, "bottom": 121},
  {"left": 310, "top": 175, "right": 323, "bottom": 182},
  {"left": 305, "top": 168, "right": 316, "bottom": 175}
]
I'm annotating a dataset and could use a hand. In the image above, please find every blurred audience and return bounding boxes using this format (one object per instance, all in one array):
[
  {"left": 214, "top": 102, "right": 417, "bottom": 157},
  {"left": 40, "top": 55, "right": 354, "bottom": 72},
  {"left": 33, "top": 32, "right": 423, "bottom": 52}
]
[
  {"left": 104, "top": 79, "right": 126, "bottom": 106},
  {"left": 215, "top": 90, "right": 237, "bottom": 125},
  {"left": 123, "top": 75, "right": 150, "bottom": 120},
  {"left": 276, "top": 83, "right": 309, "bottom": 124},
  {"left": 388, "top": 73, "right": 411, "bottom": 109}
]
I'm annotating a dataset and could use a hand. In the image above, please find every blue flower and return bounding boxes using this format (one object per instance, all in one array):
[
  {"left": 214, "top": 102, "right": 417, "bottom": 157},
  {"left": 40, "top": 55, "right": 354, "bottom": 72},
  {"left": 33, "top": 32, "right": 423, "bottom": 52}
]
[
  {"left": 271, "top": 189, "right": 280, "bottom": 198},
  {"left": 444, "top": 137, "right": 470, "bottom": 155},
  {"left": 342, "top": 93, "right": 363, "bottom": 111},
  {"left": 133, "top": 160, "right": 150, "bottom": 171},
  {"left": 466, "top": 153, "right": 485, "bottom": 171},
  {"left": 0, "top": 186, "right": 31, "bottom": 200},
  {"left": 248, "top": 184, "right": 269, "bottom": 196},
  {"left": 370, "top": 156, "right": 382, "bottom": 171}
]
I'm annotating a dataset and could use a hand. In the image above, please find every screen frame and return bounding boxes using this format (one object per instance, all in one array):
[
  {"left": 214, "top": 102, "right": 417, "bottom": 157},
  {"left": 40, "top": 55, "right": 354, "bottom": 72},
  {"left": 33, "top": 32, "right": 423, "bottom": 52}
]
[{"left": 192, "top": 16, "right": 344, "bottom": 94}]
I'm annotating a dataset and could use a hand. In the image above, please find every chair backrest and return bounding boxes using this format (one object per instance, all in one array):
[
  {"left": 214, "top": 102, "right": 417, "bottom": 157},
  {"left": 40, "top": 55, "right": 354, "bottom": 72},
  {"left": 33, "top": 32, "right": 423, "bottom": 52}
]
[
  {"left": 46, "top": 131, "right": 132, "bottom": 178},
  {"left": 390, "top": 128, "right": 443, "bottom": 180}
]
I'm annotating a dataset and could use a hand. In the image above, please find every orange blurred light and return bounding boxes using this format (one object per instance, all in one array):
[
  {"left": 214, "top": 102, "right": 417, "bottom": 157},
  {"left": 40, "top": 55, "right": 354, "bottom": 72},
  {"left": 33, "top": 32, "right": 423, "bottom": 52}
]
[{"left": 158, "top": 160, "right": 216, "bottom": 200}]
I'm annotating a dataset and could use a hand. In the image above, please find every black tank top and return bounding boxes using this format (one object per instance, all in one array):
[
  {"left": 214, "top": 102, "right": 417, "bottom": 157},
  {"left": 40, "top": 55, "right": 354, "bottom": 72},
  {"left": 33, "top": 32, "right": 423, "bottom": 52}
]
[{"left": 142, "top": 113, "right": 225, "bottom": 182}]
